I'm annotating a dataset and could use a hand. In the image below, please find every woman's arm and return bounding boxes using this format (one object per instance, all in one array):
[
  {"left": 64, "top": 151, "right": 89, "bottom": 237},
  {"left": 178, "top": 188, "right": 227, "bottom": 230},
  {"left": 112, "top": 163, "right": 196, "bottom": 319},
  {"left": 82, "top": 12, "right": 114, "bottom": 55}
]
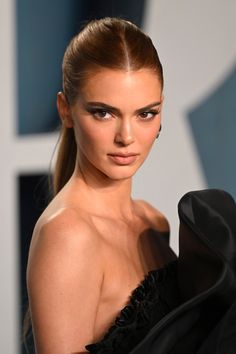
[{"left": 27, "top": 209, "right": 104, "bottom": 353}]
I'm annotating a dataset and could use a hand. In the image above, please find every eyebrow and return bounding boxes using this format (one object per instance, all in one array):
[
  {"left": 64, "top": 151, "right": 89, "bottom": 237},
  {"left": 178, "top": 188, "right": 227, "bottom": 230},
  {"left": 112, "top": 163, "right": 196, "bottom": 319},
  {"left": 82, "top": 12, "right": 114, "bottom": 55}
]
[{"left": 84, "top": 101, "right": 162, "bottom": 115}]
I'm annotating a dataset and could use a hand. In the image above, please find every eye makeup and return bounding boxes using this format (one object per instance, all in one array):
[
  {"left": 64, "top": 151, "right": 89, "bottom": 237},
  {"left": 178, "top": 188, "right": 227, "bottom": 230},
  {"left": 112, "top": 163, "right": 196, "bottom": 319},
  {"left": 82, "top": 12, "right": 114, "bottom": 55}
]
[
  {"left": 86, "top": 107, "right": 113, "bottom": 120},
  {"left": 83, "top": 101, "right": 162, "bottom": 121},
  {"left": 138, "top": 109, "right": 160, "bottom": 121}
]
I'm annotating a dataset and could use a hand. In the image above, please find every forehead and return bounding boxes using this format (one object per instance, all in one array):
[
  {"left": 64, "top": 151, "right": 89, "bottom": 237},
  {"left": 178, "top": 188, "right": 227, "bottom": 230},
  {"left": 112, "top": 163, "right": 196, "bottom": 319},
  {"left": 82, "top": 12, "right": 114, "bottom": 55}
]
[{"left": 79, "top": 69, "right": 162, "bottom": 105}]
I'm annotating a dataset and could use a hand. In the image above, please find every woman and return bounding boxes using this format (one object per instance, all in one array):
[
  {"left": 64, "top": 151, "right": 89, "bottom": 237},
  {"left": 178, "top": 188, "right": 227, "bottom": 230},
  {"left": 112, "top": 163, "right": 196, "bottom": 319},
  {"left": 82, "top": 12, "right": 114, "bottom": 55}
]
[{"left": 26, "top": 17, "right": 179, "bottom": 353}]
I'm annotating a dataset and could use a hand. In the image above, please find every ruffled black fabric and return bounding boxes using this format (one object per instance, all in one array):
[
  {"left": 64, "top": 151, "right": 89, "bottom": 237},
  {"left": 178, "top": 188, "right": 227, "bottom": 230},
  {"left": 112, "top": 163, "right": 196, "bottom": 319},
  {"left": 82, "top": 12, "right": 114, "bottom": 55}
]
[{"left": 85, "top": 261, "right": 180, "bottom": 354}]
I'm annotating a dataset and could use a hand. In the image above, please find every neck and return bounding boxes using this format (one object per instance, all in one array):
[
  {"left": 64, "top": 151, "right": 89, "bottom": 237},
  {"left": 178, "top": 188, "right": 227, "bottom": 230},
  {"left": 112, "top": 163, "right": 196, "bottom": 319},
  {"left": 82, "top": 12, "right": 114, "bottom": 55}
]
[{"left": 67, "top": 162, "right": 135, "bottom": 221}]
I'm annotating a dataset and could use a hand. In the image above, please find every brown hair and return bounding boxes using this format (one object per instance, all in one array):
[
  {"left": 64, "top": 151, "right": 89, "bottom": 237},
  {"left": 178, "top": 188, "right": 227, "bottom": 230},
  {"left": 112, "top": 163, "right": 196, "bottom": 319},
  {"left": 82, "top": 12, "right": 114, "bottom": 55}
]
[{"left": 53, "top": 17, "right": 163, "bottom": 195}]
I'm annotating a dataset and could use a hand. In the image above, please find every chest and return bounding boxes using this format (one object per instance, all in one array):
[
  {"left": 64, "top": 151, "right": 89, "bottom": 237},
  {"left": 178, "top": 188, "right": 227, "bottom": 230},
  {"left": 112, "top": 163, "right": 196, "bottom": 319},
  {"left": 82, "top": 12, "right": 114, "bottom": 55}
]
[
  {"left": 93, "top": 229, "right": 171, "bottom": 341},
  {"left": 95, "top": 233, "right": 174, "bottom": 342},
  {"left": 92, "top": 241, "right": 145, "bottom": 341},
  {"left": 99, "top": 225, "right": 168, "bottom": 305}
]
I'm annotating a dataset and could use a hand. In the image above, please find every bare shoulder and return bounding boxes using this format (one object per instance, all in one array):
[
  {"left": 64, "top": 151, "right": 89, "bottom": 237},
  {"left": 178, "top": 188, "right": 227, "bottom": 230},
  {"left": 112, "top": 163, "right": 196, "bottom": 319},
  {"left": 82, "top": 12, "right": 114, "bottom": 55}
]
[
  {"left": 134, "top": 199, "right": 170, "bottom": 233},
  {"left": 28, "top": 207, "right": 102, "bottom": 272},
  {"left": 32, "top": 206, "right": 99, "bottom": 247},
  {"left": 27, "top": 208, "right": 104, "bottom": 353},
  {"left": 134, "top": 200, "right": 176, "bottom": 266}
]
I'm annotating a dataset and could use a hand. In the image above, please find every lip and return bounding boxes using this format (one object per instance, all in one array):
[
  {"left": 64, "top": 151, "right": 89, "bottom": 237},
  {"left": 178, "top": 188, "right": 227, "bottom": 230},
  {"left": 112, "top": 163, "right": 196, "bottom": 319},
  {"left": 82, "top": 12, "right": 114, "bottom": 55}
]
[{"left": 108, "top": 153, "right": 139, "bottom": 165}]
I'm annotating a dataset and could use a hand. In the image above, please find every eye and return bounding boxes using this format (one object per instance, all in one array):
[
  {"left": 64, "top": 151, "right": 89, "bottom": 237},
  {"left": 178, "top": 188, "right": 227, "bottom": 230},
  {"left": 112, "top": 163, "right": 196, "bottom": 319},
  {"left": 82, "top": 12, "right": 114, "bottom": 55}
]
[
  {"left": 89, "top": 109, "right": 112, "bottom": 120},
  {"left": 139, "top": 110, "right": 160, "bottom": 120}
]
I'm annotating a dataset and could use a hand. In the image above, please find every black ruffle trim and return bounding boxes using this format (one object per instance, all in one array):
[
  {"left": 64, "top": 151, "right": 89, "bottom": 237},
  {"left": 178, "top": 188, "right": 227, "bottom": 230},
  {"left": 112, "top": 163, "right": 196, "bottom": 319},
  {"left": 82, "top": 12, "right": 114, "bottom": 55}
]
[{"left": 85, "top": 261, "right": 180, "bottom": 354}]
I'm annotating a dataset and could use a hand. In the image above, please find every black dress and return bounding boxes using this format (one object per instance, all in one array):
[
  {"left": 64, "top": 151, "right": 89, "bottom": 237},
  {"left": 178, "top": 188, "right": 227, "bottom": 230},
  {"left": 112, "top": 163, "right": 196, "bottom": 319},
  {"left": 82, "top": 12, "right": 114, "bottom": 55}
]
[
  {"left": 86, "top": 189, "right": 236, "bottom": 354},
  {"left": 85, "top": 261, "right": 181, "bottom": 353}
]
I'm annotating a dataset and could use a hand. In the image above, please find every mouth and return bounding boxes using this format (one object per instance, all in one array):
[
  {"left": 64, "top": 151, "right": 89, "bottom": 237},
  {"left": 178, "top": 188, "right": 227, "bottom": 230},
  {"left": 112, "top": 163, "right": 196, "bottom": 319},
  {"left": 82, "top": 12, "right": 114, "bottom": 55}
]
[{"left": 107, "top": 153, "right": 139, "bottom": 165}]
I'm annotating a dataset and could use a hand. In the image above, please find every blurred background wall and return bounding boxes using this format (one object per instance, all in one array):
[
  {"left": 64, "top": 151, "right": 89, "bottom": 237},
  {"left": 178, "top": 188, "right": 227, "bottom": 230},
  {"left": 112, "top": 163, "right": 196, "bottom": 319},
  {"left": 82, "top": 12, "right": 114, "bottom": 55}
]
[{"left": 0, "top": 0, "right": 235, "bottom": 352}]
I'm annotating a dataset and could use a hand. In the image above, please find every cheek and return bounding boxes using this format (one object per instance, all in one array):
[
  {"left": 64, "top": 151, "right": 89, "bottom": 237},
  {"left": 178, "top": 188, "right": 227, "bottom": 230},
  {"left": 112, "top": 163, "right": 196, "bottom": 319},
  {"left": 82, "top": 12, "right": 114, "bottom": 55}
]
[
  {"left": 137, "top": 126, "right": 159, "bottom": 149},
  {"left": 74, "top": 121, "right": 110, "bottom": 153}
]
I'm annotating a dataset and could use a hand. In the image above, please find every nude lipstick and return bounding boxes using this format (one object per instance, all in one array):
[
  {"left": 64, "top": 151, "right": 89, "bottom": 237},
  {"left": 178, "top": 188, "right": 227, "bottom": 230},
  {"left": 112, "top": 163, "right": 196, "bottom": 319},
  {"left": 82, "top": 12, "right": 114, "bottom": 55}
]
[{"left": 107, "top": 153, "right": 139, "bottom": 165}]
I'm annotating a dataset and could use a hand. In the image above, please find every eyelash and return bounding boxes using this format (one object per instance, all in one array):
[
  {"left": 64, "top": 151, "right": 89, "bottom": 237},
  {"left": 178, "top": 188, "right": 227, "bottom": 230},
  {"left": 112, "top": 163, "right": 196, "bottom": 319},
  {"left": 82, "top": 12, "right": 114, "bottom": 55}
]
[
  {"left": 88, "top": 109, "right": 112, "bottom": 120},
  {"left": 87, "top": 108, "right": 160, "bottom": 121},
  {"left": 139, "top": 110, "right": 160, "bottom": 120}
]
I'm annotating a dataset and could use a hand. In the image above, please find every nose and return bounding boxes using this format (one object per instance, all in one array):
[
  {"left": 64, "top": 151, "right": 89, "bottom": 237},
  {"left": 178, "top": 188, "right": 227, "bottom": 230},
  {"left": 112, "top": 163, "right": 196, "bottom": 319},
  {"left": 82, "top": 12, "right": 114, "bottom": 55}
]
[{"left": 114, "top": 118, "right": 134, "bottom": 146}]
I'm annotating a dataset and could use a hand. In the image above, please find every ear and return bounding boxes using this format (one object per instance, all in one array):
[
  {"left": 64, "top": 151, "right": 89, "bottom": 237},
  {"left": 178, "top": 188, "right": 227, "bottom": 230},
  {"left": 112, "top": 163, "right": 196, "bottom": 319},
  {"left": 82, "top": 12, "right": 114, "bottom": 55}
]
[{"left": 57, "top": 92, "right": 73, "bottom": 128}]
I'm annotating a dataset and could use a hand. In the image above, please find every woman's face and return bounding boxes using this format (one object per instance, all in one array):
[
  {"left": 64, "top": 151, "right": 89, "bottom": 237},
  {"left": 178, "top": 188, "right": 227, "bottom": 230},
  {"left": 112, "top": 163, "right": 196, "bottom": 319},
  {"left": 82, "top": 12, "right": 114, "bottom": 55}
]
[{"left": 63, "top": 69, "right": 163, "bottom": 181}]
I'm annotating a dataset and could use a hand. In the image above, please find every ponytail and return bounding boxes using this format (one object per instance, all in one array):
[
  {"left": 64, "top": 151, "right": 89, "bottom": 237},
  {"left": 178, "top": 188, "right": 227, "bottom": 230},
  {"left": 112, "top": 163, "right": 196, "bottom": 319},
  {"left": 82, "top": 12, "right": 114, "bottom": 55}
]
[{"left": 53, "top": 126, "right": 77, "bottom": 195}]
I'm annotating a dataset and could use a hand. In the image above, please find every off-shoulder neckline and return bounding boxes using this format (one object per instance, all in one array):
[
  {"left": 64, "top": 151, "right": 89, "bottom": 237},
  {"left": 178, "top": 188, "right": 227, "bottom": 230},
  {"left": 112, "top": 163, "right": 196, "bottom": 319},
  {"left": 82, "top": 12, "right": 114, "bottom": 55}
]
[{"left": 85, "top": 260, "right": 179, "bottom": 353}]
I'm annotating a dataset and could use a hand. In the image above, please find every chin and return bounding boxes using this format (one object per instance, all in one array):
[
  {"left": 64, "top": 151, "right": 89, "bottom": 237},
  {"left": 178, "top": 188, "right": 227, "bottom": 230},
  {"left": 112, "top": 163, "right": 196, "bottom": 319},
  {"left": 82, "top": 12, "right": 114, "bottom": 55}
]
[{"left": 103, "top": 166, "right": 139, "bottom": 181}]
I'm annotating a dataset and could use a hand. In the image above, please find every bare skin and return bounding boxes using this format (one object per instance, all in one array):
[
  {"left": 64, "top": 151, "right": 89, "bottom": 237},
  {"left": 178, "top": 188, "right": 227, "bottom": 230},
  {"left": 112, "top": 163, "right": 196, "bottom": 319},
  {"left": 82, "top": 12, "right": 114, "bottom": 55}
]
[{"left": 27, "top": 69, "right": 176, "bottom": 353}]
